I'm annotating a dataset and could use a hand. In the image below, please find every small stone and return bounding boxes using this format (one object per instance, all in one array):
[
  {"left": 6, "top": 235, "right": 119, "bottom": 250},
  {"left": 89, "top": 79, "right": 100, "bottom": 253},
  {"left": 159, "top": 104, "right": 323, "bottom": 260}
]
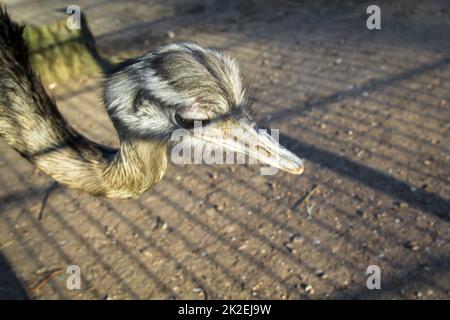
[
  {"left": 35, "top": 267, "right": 48, "bottom": 275},
  {"left": 404, "top": 240, "right": 420, "bottom": 251},
  {"left": 291, "top": 235, "right": 304, "bottom": 244},
  {"left": 284, "top": 242, "right": 294, "bottom": 252},
  {"left": 435, "top": 238, "right": 446, "bottom": 247},
  {"left": 152, "top": 216, "right": 163, "bottom": 230},
  {"left": 208, "top": 172, "right": 218, "bottom": 180},
  {"left": 266, "top": 181, "right": 277, "bottom": 190},
  {"left": 356, "top": 209, "right": 368, "bottom": 219},
  {"left": 315, "top": 270, "right": 328, "bottom": 279},
  {"left": 301, "top": 283, "right": 314, "bottom": 294},
  {"left": 399, "top": 202, "right": 409, "bottom": 208},
  {"left": 193, "top": 287, "right": 207, "bottom": 298},
  {"left": 144, "top": 230, "right": 153, "bottom": 237},
  {"left": 166, "top": 30, "right": 175, "bottom": 39},
  {"left": 143, "top": 250, "right": 152, "bottom": 257}
]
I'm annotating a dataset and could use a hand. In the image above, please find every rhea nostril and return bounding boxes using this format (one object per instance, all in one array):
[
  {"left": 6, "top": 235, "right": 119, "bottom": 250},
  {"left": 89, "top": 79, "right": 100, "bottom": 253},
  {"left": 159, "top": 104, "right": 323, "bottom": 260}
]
[{"left": 256, "top": 145, "right": 272, "bottom": 157}]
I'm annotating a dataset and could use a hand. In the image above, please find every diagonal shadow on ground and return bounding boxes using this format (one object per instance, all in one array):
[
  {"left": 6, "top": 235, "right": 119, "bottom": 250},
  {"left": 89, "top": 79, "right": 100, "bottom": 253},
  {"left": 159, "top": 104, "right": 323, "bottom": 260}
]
[
  {"left": 267, "top": 56, "right": 450, "bottom": 123},
  {"left": 0, "top": 252, "right": 29, "bottom": 299},
  {"left": 330, "top": 252, "right": 450, "bottom": 299},
  {"left": 279, "top": 133, "right": 450, "bottom": 222}
]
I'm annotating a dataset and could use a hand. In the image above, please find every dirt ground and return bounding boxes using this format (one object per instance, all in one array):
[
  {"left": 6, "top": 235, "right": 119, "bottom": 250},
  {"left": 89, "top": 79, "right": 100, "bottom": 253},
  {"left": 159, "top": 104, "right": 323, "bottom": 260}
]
[{"left": 0, "top": 0, "right": 449, "bottom": 299}]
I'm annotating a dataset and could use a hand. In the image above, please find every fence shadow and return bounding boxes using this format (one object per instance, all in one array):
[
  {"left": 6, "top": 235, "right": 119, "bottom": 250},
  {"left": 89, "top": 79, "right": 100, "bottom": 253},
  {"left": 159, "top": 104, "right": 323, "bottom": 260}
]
[
  {"left": 279, "top": 133, "right": 450, "bottom": 222},
  {"left": 0, "top": 252, "right": 29, "bottom": 299}
]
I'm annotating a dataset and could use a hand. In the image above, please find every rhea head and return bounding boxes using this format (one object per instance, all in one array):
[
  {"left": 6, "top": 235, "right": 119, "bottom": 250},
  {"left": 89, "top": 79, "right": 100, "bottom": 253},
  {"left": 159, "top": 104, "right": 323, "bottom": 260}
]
[{"left": 104, "top": 42, "right": 304, "bottom": 174}]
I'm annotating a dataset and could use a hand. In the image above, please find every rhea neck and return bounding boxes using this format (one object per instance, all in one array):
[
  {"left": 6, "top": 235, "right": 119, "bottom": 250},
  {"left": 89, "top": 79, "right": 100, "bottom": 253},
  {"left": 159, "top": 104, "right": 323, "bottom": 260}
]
[
  {"left": 30, "top": 94, "right": 169, "bottom": 199},
  {"left": 31, "top": 128, "right": 168, "bottom": 199},
  {"left": 102, "top": 135, "right": 168, "bottom": 198}
]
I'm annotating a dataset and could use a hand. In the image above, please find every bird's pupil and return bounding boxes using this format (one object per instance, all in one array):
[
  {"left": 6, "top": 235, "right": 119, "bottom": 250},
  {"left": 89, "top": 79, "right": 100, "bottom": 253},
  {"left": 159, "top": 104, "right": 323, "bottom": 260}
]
[{"left": 175, "top": 114, "right": 210, "bottom": 129}]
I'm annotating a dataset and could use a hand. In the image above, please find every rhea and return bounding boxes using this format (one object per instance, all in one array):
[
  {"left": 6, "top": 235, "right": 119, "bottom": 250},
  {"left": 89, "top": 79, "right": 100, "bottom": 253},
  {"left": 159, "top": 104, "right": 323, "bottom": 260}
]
[{"left": 0, "top": 9, "right": 303, "bottom": 199}]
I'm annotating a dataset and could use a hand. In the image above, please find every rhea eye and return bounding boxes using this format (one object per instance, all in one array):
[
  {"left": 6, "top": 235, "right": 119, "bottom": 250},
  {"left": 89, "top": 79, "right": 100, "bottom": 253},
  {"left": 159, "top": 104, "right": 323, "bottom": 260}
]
[{"left": 175, "top": 113, "right": 210, "bottom": 129}]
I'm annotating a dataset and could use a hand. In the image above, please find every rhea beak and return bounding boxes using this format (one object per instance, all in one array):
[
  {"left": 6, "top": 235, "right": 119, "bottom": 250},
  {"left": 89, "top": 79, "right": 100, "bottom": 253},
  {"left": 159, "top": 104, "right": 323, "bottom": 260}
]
[{"left": 197, "top": 119, "right": 304, "bottom": 175}]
